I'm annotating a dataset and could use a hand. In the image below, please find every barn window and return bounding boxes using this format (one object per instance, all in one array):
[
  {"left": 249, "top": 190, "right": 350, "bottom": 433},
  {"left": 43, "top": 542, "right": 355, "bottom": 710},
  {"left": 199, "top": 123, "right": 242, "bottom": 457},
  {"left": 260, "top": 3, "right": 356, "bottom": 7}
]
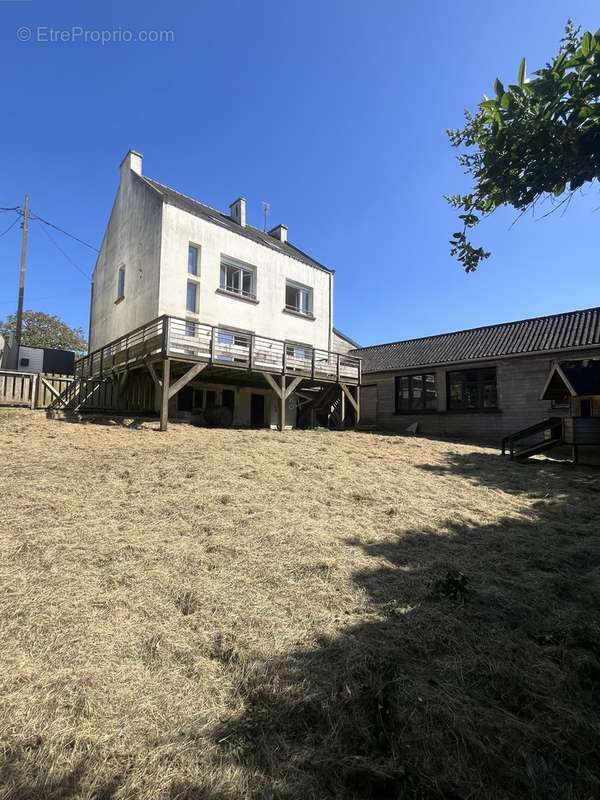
[
  {"left": 447, "top": 367, "right": 497, "bottom": 410},
  {"left": 395, "top": 373, "right": 437, "bottom": 412}
]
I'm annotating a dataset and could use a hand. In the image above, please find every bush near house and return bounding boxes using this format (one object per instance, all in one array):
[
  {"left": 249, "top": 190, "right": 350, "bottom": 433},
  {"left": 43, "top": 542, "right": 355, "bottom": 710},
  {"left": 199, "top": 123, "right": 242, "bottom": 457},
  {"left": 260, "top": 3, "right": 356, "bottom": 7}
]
[{"left": 1, "top": 410, "right": 599, "bottom": 799}]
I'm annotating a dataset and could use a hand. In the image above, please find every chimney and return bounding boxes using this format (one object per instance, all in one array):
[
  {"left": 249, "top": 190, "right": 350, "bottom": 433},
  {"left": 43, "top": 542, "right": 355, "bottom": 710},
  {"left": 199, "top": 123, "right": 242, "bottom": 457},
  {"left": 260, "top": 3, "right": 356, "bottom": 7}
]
[
  {"left": 269, "top": 224, "right": 288, "bottom": 243},
  {"left": 229, "top": 197, "right": 246, "bottom": 227},
  {"left": 120, "top": 149, "right": 143, "bottom": 177}
]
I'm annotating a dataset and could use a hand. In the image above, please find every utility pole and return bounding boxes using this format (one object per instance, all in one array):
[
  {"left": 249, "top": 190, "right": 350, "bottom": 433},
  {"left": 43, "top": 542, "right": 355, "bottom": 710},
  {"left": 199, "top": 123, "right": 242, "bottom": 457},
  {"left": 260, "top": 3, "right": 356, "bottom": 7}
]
[{"left": 14, "top": 194, "right": 29, "bottom": 361}]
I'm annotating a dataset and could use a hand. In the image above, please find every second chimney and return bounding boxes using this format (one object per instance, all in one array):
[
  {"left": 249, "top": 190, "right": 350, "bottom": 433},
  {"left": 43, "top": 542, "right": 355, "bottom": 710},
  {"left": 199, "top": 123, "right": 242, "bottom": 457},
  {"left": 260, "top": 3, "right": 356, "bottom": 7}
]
[
  {"left": 229, "top": 197, "right": 246, "bottom": 227},
  {"left": 269, "top": 224, "right": 288, "bottom": 243}
]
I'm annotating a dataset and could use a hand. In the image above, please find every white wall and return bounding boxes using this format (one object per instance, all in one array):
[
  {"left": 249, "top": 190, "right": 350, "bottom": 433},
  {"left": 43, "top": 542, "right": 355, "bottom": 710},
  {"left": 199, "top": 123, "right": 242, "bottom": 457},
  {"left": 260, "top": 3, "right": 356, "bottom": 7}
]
[
  {"left": 89, "top": 156, "right": 163, "bottom": 351},
  {"left": 18, "top": 346, "right": 44, "bottom": 373},
  {"left": 158, "top": 203, "right": 333, "bottom": 352}
]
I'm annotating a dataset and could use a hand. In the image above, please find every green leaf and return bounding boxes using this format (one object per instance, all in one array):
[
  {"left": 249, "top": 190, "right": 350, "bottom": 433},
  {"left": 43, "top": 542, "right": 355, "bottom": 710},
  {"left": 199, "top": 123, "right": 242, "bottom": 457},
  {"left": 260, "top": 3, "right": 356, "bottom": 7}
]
[
  {"left": 500, "top": 92, "right": 511, "bottom": 109},
  {"left": 581, "top": 31, "right": 591, "bottom": 56},
  {"left": 517, "top": 57, "right": 526, "bottom": 87},
  {"left": 494, "top": 78, "right": 504, "bottom": 98},
  {"left": 553, "top": 183, "right": 565, "bottom": 197}
]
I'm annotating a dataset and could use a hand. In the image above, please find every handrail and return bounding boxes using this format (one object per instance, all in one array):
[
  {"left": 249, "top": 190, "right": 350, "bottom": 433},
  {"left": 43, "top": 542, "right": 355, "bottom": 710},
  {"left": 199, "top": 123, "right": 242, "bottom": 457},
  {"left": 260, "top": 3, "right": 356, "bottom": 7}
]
[
  {"left": 75, "top": 314, "right": 362, "bottom": 382},
  {"left": 501, "top": 417, "right": 562, "bottom": 457}
]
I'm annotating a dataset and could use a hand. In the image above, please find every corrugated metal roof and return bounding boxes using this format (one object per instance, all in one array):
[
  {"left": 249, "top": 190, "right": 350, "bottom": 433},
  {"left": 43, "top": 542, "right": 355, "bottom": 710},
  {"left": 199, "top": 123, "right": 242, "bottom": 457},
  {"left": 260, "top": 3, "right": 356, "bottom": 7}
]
[
  {"left": 141, "top": 176, "right": 332, "bottom": 273},
  {"left": 352, "top": 307, "right": 600, "bottom": 373}
]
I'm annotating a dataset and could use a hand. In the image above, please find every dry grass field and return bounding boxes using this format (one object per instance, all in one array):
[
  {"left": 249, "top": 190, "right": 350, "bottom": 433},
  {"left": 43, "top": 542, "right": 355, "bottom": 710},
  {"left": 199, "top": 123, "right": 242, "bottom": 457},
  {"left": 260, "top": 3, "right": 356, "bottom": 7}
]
[{"left": 1, "top": 409, "right": 599, "bottom": 800}]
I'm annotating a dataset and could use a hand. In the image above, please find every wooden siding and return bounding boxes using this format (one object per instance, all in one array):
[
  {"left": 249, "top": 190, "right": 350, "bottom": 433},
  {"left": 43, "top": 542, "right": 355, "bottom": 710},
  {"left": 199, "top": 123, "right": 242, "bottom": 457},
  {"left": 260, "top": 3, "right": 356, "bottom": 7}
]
[{"left": 363, "top": 348, "right": 600, "bottom": 443}]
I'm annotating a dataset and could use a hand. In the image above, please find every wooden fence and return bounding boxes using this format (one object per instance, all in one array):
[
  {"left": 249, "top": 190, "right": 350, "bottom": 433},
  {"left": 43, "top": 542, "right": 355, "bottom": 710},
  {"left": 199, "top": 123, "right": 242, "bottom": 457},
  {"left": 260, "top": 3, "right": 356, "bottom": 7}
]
[
  {"left": 0, "top": 369, "right": 155, "bottom": 413},
  {"left": 0, "top": 370, "right": 75, "bottom": 409}
]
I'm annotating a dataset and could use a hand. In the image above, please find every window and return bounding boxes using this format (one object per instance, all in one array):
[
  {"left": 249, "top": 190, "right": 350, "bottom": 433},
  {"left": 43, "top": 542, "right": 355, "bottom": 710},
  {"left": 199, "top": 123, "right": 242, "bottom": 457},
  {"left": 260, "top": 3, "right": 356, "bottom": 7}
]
[
  {"left": 286, "top": 342, "right": 312, "bottom": 361},
  {"left": 447, "top": 367, "right": 498, "bottom": 411},
  {"left": 395, "top": 373, "right": 437, "bottom": 412},
  {"left": 185, "top": 320, "right": 197, "bottom": 337},
  {"left": 20, "top": 357, "right": 30, "bottom": 367},
  {"left": 193, "top": 388, "right": 217, "bottom": 410},
  {"left": 188, "top": 244, "right": 199, "bottom": 276},
  {"left": 186, "top": 281, "right": 198, "bottom": 314},
  {"left": 217, "top": 329, "right": 250, "bottom": 348},
  {"left": 220, "top": 259, "right": 256, "bottom": 299},
  {"left": 285, "top": 281, "right": 313, "bottom": 316},
  {"left": 116, "top": 266, "right": 125, "bottom": 301}
]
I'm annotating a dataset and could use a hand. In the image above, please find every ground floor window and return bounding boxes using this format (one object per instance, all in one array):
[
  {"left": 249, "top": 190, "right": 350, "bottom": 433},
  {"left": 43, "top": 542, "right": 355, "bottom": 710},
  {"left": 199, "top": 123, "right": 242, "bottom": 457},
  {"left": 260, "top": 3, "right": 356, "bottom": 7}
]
[
  {"left": 447, "top": 367, "right": 497, "bottom": 410},
  {"left": 395, "top": 373, "right": 437, "bottom": 412}
]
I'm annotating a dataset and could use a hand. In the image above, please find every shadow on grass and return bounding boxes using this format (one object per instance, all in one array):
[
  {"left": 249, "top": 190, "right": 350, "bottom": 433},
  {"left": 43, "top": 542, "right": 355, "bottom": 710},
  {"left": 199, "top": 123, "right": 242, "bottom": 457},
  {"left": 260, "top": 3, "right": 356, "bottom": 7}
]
[{"left": 209, "top": 453, "right": 600, "bottom": 799}]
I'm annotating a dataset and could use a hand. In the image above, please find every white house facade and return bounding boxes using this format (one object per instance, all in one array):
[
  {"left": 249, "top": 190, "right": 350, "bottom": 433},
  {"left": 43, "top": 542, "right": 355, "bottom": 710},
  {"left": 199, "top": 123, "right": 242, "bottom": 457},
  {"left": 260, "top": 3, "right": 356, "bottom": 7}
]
[{"left": 87, "top": 151, "right": 359, "bottom": 429}]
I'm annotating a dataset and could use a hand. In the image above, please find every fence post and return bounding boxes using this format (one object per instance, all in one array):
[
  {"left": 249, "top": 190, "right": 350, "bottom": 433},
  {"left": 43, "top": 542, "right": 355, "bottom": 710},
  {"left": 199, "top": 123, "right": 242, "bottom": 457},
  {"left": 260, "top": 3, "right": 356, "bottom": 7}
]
[{"left": 30, "top": 373, "right": 37, "bottom": 409}]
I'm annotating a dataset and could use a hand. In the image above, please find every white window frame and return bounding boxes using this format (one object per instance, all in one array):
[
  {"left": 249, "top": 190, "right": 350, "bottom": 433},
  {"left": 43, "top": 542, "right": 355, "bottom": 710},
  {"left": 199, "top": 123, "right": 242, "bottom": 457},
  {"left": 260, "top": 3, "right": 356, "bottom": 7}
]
[
  {"left": 219, "top": 257, "right": 257, "bottom": 300},
  {"left": 285, "top": 280, "right": 313, "bottom": 317},
  {"left": 188, "top": 243, "right": 200, "bottom": 276},
  {"left": 285, "top": 341, "right": 313, "bottom": 361},
  {"left": 186, "top": 280, "right": 199, "bottom": 314}
]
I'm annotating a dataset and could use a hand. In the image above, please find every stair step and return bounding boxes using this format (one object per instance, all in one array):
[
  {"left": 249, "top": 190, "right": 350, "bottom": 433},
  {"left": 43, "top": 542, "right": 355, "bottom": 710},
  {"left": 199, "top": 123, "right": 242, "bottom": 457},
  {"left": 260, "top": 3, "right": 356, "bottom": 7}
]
[{"left": 514, "top": 438, "right": 563, "bottom": 461}]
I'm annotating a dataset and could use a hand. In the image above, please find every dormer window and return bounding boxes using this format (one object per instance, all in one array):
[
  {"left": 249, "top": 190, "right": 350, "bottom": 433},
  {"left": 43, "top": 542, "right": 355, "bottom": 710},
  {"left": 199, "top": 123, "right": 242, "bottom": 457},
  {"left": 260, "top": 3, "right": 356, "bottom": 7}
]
[{"left": 285, "top": 280, "right": 313, "bottom": 317}]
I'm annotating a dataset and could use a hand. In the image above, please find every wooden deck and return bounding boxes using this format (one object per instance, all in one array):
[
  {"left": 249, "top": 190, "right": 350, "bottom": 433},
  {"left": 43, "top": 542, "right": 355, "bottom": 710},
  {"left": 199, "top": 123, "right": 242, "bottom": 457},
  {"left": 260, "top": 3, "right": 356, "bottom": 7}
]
[
  {"left": 75, "top": 315, "right": 361, "bottom": 386},
  {"left": 67, "top": 316, "right": 362, "bottom": 431}
]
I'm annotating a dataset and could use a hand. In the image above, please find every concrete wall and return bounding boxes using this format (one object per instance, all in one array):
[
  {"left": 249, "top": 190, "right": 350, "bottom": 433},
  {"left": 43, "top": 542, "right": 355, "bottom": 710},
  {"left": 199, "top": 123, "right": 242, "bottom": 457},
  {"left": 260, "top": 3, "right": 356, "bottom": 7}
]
[
  {"left": 158, "top": 202, "right": 333, "bottom": 352},
  {"left": 362, "top": 348, "right": 600, "bottom": 443},
  {"left": 89, "top": 154, "right": 163, "bottom": 351},
  {"left": 171, "top": 378, "right": 298, "bottom": 429}
]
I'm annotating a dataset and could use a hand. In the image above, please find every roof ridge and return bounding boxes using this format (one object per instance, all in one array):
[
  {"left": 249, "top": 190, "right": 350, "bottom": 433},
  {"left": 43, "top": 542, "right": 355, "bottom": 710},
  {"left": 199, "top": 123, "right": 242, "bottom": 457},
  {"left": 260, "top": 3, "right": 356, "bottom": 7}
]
[
  {"left": 142, "top": 175, "right": 332, "bottom": 273},
  {"left": 354, "top": 306, "right": 600, "bottom": 352},
  {"left": 143, "top": 176, "right": 230, "bottom": 221}
]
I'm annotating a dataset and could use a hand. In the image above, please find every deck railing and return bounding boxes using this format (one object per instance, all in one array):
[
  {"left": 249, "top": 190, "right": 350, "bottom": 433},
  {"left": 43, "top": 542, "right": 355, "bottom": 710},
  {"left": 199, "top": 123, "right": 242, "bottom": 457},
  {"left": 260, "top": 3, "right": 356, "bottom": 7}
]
[{"left": 76, "top": 315, "right": 362, "bottom": 385}]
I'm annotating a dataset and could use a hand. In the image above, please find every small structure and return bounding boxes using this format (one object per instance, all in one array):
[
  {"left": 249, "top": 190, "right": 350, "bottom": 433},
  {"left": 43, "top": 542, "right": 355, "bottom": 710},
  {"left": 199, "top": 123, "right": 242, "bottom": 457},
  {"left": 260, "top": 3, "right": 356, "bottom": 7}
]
[
  {"left": 16, "top": 345, "right": 75, "bottom": 375},
  {"left": 0, "top": 333, "right": 75, "bottom": 375},
  {"left": 540, "top": 360, "right": 600, "bottom": 462}
]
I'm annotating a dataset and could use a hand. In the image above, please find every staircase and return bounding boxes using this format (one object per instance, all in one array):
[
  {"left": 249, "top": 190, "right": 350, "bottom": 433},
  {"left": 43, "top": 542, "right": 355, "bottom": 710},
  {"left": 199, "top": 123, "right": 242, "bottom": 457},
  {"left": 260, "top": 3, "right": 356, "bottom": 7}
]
[
  {"left": 297, "top": 385, "right": 346, "bottom": 430},
  {"left": 47, "top": 376, "right": 115, "bottom": 413},
  {"left": 501, "top": 418, "right": 563, "bottom": 461}
]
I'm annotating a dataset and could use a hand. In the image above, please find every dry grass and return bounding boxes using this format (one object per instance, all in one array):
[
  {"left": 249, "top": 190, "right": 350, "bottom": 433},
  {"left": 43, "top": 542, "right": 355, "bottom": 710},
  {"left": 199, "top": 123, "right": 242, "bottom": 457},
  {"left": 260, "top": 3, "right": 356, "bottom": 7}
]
[{"left": 1, "top": 409, "right": 599, "bottom": 800}]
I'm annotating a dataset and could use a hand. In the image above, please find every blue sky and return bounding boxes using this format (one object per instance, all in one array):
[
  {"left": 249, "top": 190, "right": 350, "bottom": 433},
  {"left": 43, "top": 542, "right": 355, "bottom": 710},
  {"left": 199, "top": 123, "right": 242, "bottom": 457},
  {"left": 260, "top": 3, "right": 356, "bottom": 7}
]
[{"left": 0, "top": 0, "right": 597, "bottom": 347}]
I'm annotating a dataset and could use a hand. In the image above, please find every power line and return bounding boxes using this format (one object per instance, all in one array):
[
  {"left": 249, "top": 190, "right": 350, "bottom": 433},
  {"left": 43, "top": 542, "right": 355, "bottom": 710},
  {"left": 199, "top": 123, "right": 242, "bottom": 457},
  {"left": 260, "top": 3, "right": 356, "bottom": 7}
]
[
  {"left": 0, "top": 214, "right": 20, "bottom": 238},
  {"left": 36, "top": 222, "right": 92, "bottom": 283},
  {"left": 30, "top": 211, "right": 99, "bottom": 252}
]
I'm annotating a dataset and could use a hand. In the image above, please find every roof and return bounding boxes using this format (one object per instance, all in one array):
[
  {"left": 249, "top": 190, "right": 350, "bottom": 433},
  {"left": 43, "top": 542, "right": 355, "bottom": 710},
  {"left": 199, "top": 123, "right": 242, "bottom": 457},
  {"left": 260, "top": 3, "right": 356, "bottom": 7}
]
[
  {"left": 541, "top": 361, "right": 600, "bottom": 399},
  {"left": 141, "top": 176, "right": 332, "bottom": 273},
  {"left": 352, "top": 307, "right": 600, "bottom": 373},
  {"left": 333, "top": 327, "right": 361, "bottom": 348}
]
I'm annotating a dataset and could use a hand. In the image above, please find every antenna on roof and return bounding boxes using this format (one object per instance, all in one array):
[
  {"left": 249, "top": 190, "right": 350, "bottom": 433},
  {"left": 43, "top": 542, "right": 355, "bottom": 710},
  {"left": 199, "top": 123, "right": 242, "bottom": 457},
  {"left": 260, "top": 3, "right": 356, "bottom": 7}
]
[{"left": 261, "top": 201, "right": 270, "bottom": 232}]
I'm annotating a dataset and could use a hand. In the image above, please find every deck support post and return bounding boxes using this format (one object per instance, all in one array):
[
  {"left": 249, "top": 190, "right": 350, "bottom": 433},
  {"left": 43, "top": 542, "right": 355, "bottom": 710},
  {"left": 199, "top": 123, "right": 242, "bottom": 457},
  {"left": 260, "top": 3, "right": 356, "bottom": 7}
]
[
  {"left": 280, "top": 376, "right": 286, "bottom": 431},
  {"left": 261, "top": 372, "right": 293, "bottom": 431},
  {"left": 340, "top": 386, "right": 346, "bottom": 430},
  {"left": 340, "top": 383, "right": 360, "bottom": 428},
  {"left": 160, "top": 359, "right": 170, "bottom": 431}
]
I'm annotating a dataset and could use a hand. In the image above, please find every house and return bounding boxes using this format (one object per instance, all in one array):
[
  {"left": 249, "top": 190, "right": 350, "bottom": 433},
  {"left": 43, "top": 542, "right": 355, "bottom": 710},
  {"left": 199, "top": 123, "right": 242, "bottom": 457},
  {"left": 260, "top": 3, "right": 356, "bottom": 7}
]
[
  {"left": 351, "top": 307, "right": 600, "bottom": 452},
  {"left": 79, "top": 150, "right": 360, "bottom": 430},
  {"left": 0, "top": 333, "right": 75, "bottom": 374}
]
